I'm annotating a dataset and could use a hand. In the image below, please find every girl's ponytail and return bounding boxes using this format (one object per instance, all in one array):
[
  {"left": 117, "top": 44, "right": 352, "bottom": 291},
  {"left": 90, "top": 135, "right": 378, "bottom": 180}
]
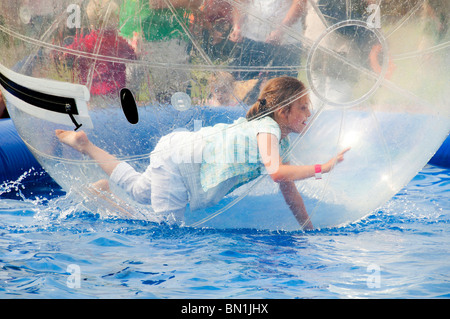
[
  {"left": 245, "top": 76, "right": 307, "bottom": 120},
  {"left": 246, "top": 98, "right": 269, "bottom": 120}
]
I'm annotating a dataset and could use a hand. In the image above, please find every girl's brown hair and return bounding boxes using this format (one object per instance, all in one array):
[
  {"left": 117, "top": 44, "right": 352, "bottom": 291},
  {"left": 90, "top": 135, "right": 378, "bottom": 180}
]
[{"left": 246, "top": 77, "right": 308, "bottom": 120}]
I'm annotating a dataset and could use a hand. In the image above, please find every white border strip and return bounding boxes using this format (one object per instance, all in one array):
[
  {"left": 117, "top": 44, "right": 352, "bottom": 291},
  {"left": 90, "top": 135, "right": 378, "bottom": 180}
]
[{"left": 0, "top": 63, "right": 93, "bottom": 129}]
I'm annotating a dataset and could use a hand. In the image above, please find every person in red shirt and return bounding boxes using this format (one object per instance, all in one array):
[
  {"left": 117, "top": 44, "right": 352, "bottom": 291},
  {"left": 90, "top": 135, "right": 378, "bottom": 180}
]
[{"left": 63, "top": 0, "right": 136, "bottom": 96}]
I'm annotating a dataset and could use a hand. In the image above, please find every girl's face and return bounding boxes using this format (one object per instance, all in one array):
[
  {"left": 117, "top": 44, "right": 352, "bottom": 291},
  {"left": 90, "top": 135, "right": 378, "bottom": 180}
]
[{"left": 284, "top": 97, "right": 311, "bottom": 135}]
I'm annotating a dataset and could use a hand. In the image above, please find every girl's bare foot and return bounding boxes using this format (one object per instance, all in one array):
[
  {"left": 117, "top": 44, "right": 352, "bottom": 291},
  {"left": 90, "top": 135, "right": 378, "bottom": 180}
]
[{"left": 55, "top": 129, "right": 90, "bottom": 154}]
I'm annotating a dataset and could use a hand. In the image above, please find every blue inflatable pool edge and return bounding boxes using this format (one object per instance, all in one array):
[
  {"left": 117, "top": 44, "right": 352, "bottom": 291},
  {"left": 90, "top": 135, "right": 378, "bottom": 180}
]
[
  {"left": 429, "top": 132, "right": 450, "bottom": 168},
  {"left": 0, "top": 118, "right": 58, "bottom": 190},
  {"left": 0, "top": 117, "right": 449, "bottom": 194}
]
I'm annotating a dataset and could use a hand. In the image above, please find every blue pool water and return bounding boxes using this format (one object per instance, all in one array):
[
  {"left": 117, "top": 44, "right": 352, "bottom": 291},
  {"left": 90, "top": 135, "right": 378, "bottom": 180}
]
[{"left": 0, "top": 165, "right": 448, "bottom": 299}]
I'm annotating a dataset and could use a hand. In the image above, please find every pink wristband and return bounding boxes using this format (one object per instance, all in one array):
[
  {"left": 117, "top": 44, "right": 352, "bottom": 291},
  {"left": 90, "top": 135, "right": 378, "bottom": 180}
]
[{"left": 315, "top": 164, "right": 322, "bottom": 179}]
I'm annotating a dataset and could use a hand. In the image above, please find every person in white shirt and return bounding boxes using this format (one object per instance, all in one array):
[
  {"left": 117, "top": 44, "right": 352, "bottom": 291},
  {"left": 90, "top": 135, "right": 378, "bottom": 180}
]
[
  {"left": 228, "top": 0, "right": 307, "bottom": 101},
  {"left": 55, "top": 77, "right": 349, "bottom": 229}
]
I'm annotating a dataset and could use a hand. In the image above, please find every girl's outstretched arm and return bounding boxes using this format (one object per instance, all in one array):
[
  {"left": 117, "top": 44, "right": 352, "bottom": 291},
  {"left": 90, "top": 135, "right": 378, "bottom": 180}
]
[
  {"left": 279, "top": 180, "right": 313, "bottom": 230},
  {"left": 257, "top": 133, "right": 350, "bottom": 182}
]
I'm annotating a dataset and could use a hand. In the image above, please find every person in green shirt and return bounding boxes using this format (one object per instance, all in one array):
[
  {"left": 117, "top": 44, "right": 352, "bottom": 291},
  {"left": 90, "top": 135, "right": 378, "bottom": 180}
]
[{"left": 119, "top": 0, "right": 202, "bottom": 103}]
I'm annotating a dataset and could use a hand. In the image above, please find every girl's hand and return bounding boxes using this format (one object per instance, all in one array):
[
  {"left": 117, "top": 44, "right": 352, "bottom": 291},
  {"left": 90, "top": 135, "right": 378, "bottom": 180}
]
[
  {"left": 322, "top": 147, "right": 351, "bottom": 173},
  {"left": 265, "top": 29, "right": 283, "bottom": 45}
]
